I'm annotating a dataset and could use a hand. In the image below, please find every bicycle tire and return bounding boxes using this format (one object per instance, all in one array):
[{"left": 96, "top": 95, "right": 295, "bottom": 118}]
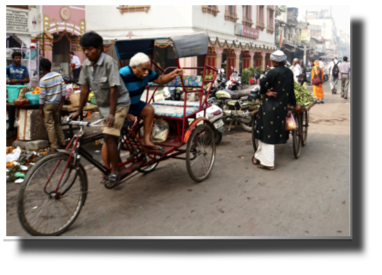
[
  {"left": 301, "top": 111, "right": 308, "bottom": 146},
  {"left": 137, "top": 155, "right": 159, "bottom": 174},
  {"left": 17, "top": 153, "right": 87, "bottom": 236},
  {"left": 251, "top": 113, "right": 259, "bottom": 152},
  {"left": 293, "top": 113, "right": 302, "bottom": 159},
  {"left": 186, "top": 124, "right": 216, "bottom": 182}
]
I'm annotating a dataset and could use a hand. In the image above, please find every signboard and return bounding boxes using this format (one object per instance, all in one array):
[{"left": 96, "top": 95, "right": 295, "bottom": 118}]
[
  {"left": 316, "top": 44, "right": 324, "bottom": 53},
  {"left": 6, "top": 9, "right": 29, "bottom": 32},
  {"left": 235, "top": 24, "right": 259, "bottom": 39},
  {"left": 301, "top": 29, "right": 310, "bottom": 46}
]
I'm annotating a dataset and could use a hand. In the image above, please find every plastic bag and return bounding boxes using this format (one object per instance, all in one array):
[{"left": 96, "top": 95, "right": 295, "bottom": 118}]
[
  {"left": 151, "top": 119, "right": 169, "bottom": 143},
  {"left": 285, "top": 111, "right": 297, "bottom": 131},
  {"left": 66, "top": 84, "right": 73, "bottom": 100},
  {"left": 6, "top": 146, "right": 21, "bottom": 163}
]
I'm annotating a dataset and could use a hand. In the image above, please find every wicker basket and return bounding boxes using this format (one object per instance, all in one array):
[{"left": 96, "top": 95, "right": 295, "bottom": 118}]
[{"left": 69, "top": 92, "right": 81, "bottom": 107}]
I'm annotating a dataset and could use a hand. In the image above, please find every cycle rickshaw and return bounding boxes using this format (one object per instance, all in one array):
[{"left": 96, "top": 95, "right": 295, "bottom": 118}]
[{"left": 17, "top": 32, "right": 219, "bottom": 235}]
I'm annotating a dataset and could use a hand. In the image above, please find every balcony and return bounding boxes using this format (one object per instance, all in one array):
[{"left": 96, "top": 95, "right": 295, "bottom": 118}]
[
  {"left": 242, "top": 17, "right": 253, "bottom": 27},
  {"left": 225, "top": 10, "right": 238, "bottom": 23},
  {"left": 256, "top": 22, "right": 265, "bottom": 31},
  {"left": 202, "top": 5, "right": 219, "bottom": 17}
]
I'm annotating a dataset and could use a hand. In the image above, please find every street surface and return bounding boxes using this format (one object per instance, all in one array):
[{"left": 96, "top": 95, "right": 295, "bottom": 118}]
[{"left": 6, "top": 80, "right": 350, "bottom": 237}]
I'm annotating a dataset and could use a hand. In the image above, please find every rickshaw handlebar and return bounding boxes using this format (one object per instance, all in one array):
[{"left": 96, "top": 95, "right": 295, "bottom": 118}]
[{"left": 66, "top": 116, "right": 105, "bottom": 127}]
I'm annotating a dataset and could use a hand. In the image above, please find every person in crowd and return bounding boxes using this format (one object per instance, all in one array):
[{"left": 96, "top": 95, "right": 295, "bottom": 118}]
[
  {"left": 69, "top": 31, "right": 131, "bottom": 185},
  {"left": 252, "top": 50, "right": 302, "bottom": 170},
  {"left": 311, "top": 60, "right": 325, "bottom": 103},
  {"left": 6, "top": 51, "right": 30, "bottom": 136},
  {"left": 298, "top": 59, "right": 307, "bottom": 86},
  {"left": 319, "top": 58, "right": 324, "bottom": 68},
  {"left": 39, "top": 58, "right": 67, "bottom": 151},
  {"left": 291, "top": 58, "right": 302, "bottom": 83},
  {"left": 328, "top": 57, "right": 340, "bottom": 94},
  {"left": 119, "top": 52, "right": 183, "bottom": 151},
  {"left": 69, "top": 51, "right": 81, "bottom": 81},
  {"left": 339, "top": 56, "right": 350, "bottom": 99}
]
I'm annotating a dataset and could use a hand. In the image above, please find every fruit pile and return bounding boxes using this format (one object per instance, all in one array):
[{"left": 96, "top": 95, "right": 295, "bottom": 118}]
[
  {"left": 31, "top": 87, "right": 41, "bottom": 94},
  {"left": 294, "top": 83, "right": 316, "bottom": 106}
]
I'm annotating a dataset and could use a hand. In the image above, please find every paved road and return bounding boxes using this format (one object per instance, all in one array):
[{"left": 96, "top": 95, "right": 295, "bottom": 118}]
[{"left": 6, "top": 80, "right": 350, "bottom": 237}]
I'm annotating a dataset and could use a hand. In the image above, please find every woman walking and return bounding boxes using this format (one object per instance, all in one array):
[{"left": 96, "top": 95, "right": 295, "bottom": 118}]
[{"left": 311, "top": 60, "right": 324, "bottom": 103}]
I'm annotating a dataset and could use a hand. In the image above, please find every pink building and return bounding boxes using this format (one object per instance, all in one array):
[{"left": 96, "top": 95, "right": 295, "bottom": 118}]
[{"left": 40, "top": 5, "right": 86, "bottom": 77}]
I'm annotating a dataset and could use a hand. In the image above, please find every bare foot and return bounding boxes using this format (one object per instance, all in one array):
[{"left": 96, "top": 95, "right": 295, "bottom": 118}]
[{"left": 257, "top": 164, "right": 275, "bottom": 170}]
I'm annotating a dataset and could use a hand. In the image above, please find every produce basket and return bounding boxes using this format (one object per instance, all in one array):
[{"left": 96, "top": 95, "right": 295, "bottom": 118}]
[
  {"left": 25, "top": 92, "right": 40, "bottom": 105},
  {"left": 7, "top": 85, "right": 27, "bottom": 103},
  {"left": 69, "top": 92, "right": 81, "bottom": 107}
]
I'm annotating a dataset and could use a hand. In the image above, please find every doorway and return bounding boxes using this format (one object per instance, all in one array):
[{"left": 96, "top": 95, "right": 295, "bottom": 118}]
[{"left": 52, "top": 33, "right": 70, "bottom": 77}]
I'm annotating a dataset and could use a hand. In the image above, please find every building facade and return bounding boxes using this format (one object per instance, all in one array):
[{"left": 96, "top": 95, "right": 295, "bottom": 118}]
[
  {"left": 6, "top": 5, "right": 87, "bottom": 78},
  {"left": 85, "top": 5, "right": 276, "bottom": 77}
]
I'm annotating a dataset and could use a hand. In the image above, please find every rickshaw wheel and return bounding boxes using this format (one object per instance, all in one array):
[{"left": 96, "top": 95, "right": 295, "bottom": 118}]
[
  {"left": 186, "top": 124, "right": 216, "bottom": 182},
  {"left": 251, "top": 113, "right": 259, "bottom": 152},
  {"left": 301, "top": 111, "right": 308, "bottom": 146},
  {"left": 293, "top": 113, "right": 302, "bottom": 159},
  {"left": 138, "top": 154, "right": 159, "bottom": 174}
]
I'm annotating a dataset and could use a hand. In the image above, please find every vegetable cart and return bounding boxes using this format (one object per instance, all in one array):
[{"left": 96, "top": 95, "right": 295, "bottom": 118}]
[{"left": 251, "top": 100, "right": 317, "bottom": 159}]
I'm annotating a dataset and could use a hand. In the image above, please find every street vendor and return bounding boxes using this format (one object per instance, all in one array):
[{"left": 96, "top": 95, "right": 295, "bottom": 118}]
[
  {"left": 6, "top": 51, "right": 30, "bottom": 136},
  {"left": 252, "top": 50, "right": 302, "bottom": 170},
  {"left": 69, "top": 31, "right": 131, "bottom": 185},
  {"left": 6, "top": 52, "right": 30, "bottom": 85}
]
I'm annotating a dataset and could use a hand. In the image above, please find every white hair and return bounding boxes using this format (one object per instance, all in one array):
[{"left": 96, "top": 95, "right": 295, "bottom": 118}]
[
  {"left": 130, "top": 53, "right": 150, "bottom": 67},
  {"left": 293, "top": 58, "right": 299, "bottom": 62}
]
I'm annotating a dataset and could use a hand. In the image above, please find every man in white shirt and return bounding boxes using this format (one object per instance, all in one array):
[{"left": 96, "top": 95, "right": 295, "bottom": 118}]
[
  {"left": 328, "top": 57, "right": 340, "bottom": 94},
  {"left": 69, "top": 51, "right": 81, "bottom": 81},
  {"left": 339, "top": 56, "right": 350, "bottom": 99},
  {"left": 319, "top": 58, "right": 324, "bottom": 69},
  {"left": 291, "top": 58, "right": 302, "bottom": 83}
]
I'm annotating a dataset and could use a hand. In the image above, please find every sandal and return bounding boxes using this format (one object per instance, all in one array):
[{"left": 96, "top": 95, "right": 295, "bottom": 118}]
[
  {"left": 143, "top": 144, "right": 163, "bottom": 151},
  {"left": 257, "top": 164, "right": 275, "bottom": 170},
  {"left": 103, "top": 173, "right": 120, "bottom": 187},
  {"left": 252, "top": 156, "right": 259, "bottom": 165}
]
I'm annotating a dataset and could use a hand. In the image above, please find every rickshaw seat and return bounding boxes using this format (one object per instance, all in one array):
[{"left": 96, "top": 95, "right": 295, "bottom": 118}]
[
  {"left": 152, "top": 104, "right": 199, "bottom": 118},
  {"left": 153, "top": 100, "right": 202, "bottom": 108},
  {"left": 149, "top": 75, "right": 202, "bottom": 87}
]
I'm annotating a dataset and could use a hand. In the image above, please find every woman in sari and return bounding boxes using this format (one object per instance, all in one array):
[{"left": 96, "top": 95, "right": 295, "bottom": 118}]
[{"left": 311, "top": 60, "right": 324, "bottom": 103}]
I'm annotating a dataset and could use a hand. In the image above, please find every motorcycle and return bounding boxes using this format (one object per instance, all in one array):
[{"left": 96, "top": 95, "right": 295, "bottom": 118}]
[
  {"left": 163, "top": 87, "right": 225, "bottom": 144},
  {"left": 210, "top": 84, "right": 257, "bottom": 132},
  {"left": 225, "top": 67, "right": 242, "bottom": 91}
]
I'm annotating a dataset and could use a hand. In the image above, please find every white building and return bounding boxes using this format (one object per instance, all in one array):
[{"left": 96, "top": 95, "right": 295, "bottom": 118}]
[
  {"left": 307, "top": 17, "right": 338, "bottom": 56},
  {"left": 85, "top": 5, "right": 276, "bottom": 76}
]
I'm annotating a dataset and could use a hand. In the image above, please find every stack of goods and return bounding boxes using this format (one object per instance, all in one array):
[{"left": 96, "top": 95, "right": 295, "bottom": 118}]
[
  {"left": 12, "top": 87, "right": 29, "bottom": 106},
  {"left": 294, "top": 83, "right": 316, "bottom": 106}
]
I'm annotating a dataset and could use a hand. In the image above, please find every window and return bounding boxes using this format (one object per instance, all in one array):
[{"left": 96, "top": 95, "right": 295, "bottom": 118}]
[
  {"left": 267, "top": 5, "right": 275, "bottom": 34},
  {"left": 256, "top": 6, "right": 265, "bottom": 31},
  {"left": 242, "top": 5, "right": 253, "bottom": 27},
  {"left": 225, "top": 5, "right": 238, "bottom": 22}
]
